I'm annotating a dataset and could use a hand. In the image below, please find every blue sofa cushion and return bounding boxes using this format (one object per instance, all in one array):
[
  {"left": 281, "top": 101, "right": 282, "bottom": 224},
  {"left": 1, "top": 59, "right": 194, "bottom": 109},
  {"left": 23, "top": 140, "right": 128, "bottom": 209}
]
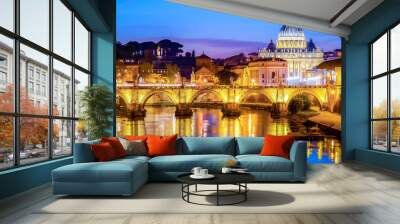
[
  {"left": 180, "top": 137, "right": 236, "bottom": 155},
  {"left": 149, "top": 154, "right": 235, "bottom": 172},
  {"left": 236, "top": 155, "right": 293, "bottom": 172},
  {"left": 236, "top": 137, "right": 264, "bottom": 155},
  {"left": 117, "top": 155, "right": 150, "bottom": 163},
  {"left": 73, "top": 139, "right": 100, "bottom": 163},
  {"left": 53, "top": 159, "right": 147, "bottom": 183}
]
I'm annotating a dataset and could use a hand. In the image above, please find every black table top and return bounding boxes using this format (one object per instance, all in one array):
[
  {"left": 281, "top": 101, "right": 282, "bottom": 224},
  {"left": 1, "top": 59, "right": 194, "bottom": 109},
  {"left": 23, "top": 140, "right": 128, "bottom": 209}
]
[{"left": 177, "top": 173, "right": 255, "bottom": 185}]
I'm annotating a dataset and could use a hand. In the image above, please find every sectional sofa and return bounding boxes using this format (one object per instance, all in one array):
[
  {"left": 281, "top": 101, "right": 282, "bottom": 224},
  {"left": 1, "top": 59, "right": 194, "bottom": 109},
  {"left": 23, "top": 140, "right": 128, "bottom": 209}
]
[{"left": 52, "top": 137, "right": 307, "bottom": 196}]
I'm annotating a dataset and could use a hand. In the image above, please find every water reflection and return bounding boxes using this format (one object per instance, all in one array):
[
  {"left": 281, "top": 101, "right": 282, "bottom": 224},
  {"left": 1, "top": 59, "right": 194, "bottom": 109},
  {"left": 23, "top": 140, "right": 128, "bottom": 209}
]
[{"left": 116, "top": 106, "right": 341, "bottom": 164}]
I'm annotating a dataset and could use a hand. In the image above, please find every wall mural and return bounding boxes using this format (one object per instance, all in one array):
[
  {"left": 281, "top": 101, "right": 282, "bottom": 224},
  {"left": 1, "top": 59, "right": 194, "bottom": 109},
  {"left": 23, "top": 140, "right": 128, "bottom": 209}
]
[{"left": 116, "top": 0, "right": 342, "bottom": 164}]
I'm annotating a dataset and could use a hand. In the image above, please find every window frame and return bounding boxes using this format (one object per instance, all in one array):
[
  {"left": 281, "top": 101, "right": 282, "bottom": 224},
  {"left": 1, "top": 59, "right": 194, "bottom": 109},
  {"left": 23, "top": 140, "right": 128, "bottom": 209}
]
[
  {"left": 370, "top": 21, "right": 400, "bottom": 154},
  {"left": 0, "top": 0, "right": 92, "bottom": 171}
]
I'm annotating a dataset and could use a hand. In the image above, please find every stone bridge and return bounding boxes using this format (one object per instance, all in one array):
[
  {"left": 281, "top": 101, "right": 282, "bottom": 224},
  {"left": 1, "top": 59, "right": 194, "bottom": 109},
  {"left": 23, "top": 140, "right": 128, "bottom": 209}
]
[{"left": 117, "top": 83, "right": 340, "bottom": 117}]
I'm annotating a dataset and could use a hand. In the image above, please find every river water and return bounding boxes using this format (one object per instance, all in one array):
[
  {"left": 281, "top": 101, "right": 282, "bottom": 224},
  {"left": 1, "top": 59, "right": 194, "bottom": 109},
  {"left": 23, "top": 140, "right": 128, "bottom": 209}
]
[{"left": 116, "top": 106, "right": 341, "bottom": 164}]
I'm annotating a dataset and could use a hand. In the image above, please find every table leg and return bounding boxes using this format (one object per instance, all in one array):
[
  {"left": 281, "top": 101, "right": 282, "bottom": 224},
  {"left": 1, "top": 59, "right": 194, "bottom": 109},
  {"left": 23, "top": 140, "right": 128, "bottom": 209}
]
[
  {"left": 245, "top": 183, "right": 247, "bottom": 201},
  {"left": 181, "top": 184, "right": 183, "bottom": 199},
  {"left": 195, "top": 184, "right": 198, "bottom": 192},
  {"left": 217, "top": 184, "right": 219, "bottom": 206},
  {"left": 187, "top": 184, "right": 190, "bottom": 202}
]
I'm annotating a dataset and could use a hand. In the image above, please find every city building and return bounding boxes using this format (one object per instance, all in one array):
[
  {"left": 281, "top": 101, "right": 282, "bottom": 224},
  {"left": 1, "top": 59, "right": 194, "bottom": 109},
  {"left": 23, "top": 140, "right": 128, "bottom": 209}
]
[
  {"left": 247, "top": 58, "right": 288, "bottom": 86},
  {"left": 191, "top": 66, "right": 218, "bottom": 85},
  {"left": 230, "top": 58, "right": 287, "bottom": 86},
  {"left": 258, "top": 25, "right": 324, "bottom": 85},
  {"left": 195, "top": 53, "right": 214, "bottom": 70},
  {"left": 116, "top": 60, "right": 140, "bottom": 83},
  {"left": 316, "top": 58, "right": 342, "bottom": 86},
  {"left": 231, "top": 64, "right": 250, "bottom": 86}
]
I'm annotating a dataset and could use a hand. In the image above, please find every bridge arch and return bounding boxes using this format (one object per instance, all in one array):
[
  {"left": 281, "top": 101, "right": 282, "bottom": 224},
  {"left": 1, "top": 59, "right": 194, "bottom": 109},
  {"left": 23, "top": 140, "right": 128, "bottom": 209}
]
[
  {"left": 141, "top": 90, "right": 178, "bottom": 105},
  {"left": 287, "top": 90, "right": 323, "bottom": 109},
  {"left": 239, "top": 90, "right": 273, "bottom": 104},
  {"left": 116, "top": 95, "right": 128, "bottom": 117},
  {"left": 190, "top": 89, "right": 225, "bottom": 104}
]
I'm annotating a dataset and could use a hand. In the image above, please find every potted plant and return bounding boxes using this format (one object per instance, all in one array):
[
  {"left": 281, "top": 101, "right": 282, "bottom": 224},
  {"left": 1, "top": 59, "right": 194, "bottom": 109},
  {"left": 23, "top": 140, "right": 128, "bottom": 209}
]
[{"left": 79, "top": 84, "right": 113, "bottom": 140}]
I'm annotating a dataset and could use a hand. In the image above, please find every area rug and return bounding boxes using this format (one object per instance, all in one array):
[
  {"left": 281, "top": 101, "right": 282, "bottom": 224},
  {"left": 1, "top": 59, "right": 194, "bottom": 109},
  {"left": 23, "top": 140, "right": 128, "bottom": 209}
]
[{"left": 37, "top": 183, "right": 361, "bottom": 214}]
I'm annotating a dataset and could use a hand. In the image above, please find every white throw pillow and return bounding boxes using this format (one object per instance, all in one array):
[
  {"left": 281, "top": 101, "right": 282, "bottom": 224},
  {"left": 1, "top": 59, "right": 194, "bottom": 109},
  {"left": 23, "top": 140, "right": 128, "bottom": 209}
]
[{"left": 118, "top": 137, "right": 147, "bottom": 156}]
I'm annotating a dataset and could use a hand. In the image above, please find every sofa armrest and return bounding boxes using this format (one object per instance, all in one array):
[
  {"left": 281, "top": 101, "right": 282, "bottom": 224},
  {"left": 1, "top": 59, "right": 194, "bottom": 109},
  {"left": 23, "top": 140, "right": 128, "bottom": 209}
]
[
  {"left": 289, "top": 141, "right": 307, "bottom": 182},
  {"left": 73, "top": 140, "right": 100, "bottom": 163}
]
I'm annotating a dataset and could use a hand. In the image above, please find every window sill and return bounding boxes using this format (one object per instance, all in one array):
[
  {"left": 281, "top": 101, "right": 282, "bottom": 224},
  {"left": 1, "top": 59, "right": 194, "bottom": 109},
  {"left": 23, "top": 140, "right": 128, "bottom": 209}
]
[
  {"left": 355, "top": 148, "right": 400, "bottom": 172},
  {"left": 0, "top": 156, "right": 72, "bottom": 176}
]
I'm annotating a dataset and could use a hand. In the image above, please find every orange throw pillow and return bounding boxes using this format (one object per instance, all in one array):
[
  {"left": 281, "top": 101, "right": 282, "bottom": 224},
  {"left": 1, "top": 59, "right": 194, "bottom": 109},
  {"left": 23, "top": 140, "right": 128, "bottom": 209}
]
[
  {"left": 260, "top": 135, "right": 294, "bottom": 159},
  {"left": 124, "top": 135, "right": 148, "bottom": 142},
  {"left": 91, "top": 142, "right": 117, "bottom": 162},
  {"left": 146, "top": 135, "right": 177, "bottom": 157},
  {"left": 101, "top": 137, "right": 127, "bottom": 158}
]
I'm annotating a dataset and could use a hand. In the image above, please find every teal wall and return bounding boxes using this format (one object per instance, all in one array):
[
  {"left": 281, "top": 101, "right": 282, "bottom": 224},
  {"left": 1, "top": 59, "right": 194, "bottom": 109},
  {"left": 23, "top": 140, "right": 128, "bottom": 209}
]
[
  {"left": 0, "top": 158, "right": 72, "bottom": 199},
  {"left": 344, "top": 0, "right": 400, "bottom": 171},
  {"left": 92, "top": 32, "right": 116, "bottom": 135},
  {"left": 0, "top": 0, "right": 116, "bottom": 200},
  {"left": 91, "top": 0, "right": 116, "bottom": 135}
]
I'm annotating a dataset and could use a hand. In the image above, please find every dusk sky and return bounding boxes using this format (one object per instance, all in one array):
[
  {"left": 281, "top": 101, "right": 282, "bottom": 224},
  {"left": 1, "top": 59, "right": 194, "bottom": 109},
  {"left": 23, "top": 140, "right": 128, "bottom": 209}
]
[{"left": 117, "top": 0, "right": 341, "bottom": 59}]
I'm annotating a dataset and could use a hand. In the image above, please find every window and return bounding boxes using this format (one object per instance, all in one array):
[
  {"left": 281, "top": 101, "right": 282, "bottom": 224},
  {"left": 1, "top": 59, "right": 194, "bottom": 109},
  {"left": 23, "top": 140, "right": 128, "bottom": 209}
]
[
  {"left": 74, "top": 69, "right": 89, "bottom": 118},
  {"left": 53, "top": 0, "right": 72, "bottom": 60},
  {"left": 0, "top": 71, "right": 7, "bottom": 84},
  {"left": 0, "top": 0, "right": 91, "bottom": 170},
  {"left": 53, "top": 59, "right": 72, "bottom": 117},
  {"left": 21, "top": 44, "right": 50, "bottom": 115},
  {"left": 370, "top": 23, "right": 400, "bottom": 153},
  {"left": 0, "top": 116, "right": 13, "bottom": 170},
  {"left": 391, "top": 24, "right": 400, "bottom": 70},
  {"left": 0, "top": 55, "right": 7, "bottom": 67},
  {"left": 19, "top": 117, "right": 49, "bottom": 165},
  {"left": 0, "top": 34, "right": 13, "bottom": 112},
  {"left": 35, "top": 70, "right": 40, "bottom": 81},
  {"left": 0, "top": 0, "right": 14, "bottom": 31},
  {"left": 75, "top": 17, "right": 90, "bottom": 70},
  {"left": 28, "top": 82, "right": 34, "bottom": 94},
  {"left": 28, "top": 67, "right": 34, "bottom": 80},
  {"left": 74, "top": 69, "right": 89, "bottom": 142},
  {"left": 42, "top": 85, "right": 46, "bottom": 97},
  {"left": 53, "top": 119, "right": 72, "bottom": 158},
  {"left": 36, "top": 84, "right": 40, "bottom": 95},
  {"left": 20, "top": 0, "right": 49, "bottom": 49}
]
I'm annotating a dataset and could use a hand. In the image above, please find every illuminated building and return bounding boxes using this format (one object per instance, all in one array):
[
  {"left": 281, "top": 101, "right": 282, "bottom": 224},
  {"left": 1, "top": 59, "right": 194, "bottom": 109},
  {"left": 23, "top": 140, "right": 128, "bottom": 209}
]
[
  {"left": 195, "top": 53, "right": 213, "bottom": 69},
  {"left": 231, "top": 64, "right": 250, "bottom": 86},
  {"left": 247, "top": 58, "right": 287, "bottom": 86},
  {"left": 316, "top": 58, "right": 342, "bottom": 86},
  {"left": 231, "top": 58, "right": 287, "bottom": 86},
  {"left": 116, "top": 60, "right": 140, "bottom": 83},
  {"left": 258, "top": 25, "right": 324, "bottom": 85},
  {"left": 192, "top": 66, "right": 218, "bottom": 85}
]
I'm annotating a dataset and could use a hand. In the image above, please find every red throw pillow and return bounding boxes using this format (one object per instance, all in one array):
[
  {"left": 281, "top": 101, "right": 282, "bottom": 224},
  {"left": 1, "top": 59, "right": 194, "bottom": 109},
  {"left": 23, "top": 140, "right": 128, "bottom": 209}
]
[
  {"left": 101, "top": 137, "right": 126, "bottom": 158},
  {"left": 260, "top": 135, "right": 294, "bottom": 159},
  {"left": 146, "top": 135, "right": 177, "bottom": 157},
  {"left": 91, "top": 142, "right": 117, "bottom": 161}
]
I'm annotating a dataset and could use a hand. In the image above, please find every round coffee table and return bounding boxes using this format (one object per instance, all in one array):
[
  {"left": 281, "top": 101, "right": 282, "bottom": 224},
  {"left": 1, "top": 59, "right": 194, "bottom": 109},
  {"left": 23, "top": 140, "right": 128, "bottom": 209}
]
[{"left": 177, "top": 173, "right": 255, "bottom": 206}]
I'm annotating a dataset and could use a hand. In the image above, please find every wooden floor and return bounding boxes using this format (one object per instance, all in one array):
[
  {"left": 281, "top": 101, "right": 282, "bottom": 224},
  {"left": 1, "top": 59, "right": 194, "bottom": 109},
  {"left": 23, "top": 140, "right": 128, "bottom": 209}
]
[{"left": 1, "top": 162, "right": 400, "bottom": 224}]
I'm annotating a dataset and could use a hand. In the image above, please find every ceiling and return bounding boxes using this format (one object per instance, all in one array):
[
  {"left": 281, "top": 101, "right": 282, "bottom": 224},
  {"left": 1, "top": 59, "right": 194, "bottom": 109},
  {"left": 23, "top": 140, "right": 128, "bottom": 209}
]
[{"left": 169, "top": 0, "right": 384, "bottom": 38}]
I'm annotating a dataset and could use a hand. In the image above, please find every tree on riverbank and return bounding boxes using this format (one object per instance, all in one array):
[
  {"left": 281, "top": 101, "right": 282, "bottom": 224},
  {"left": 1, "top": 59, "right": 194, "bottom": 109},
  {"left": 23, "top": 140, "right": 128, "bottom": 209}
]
[
  {"left": 288, "top": 94, "right": 312, "bottom": 114},
  {"left": 215, "top": 70, "right": 239, "bottom": 85}
]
